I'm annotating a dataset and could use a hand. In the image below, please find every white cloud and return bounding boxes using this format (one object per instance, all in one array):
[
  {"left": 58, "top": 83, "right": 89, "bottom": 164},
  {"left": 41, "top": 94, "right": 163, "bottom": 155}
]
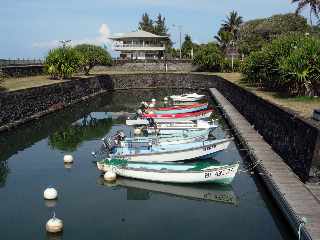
[{"left": 32, "top": 23, "right": 112, "bottom": 50}]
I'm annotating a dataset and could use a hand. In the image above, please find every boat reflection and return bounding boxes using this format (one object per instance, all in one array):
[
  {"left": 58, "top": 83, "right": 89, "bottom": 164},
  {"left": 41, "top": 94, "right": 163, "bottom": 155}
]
[{"left": 98, "top": 177, "right": 238, "bottom": 205}]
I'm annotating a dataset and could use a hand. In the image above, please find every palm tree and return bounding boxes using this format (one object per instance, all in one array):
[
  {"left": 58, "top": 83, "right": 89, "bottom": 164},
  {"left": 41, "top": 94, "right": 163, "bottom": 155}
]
[
  {"left": 291, "top": 0, "right": 320, "bottom": 26},
  {"left": 214, "top": 30, "right": 233, "bottom": 53},
  {"left": 221, "top": 11, "right": 243, "bottom": 40}
]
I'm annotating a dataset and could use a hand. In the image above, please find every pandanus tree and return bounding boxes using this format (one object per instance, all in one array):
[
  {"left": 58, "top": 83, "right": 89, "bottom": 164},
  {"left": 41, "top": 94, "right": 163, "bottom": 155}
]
[
  {"left": 292, "top": 0, "right": 320, "bottom": 25},
  {"left": 74, "top": 44, "right": 112, "bottom": 75}
]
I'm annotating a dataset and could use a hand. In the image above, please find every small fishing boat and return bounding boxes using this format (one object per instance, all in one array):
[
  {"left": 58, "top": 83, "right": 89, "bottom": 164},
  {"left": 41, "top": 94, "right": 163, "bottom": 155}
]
[
  {"left": 126, "top": 110, "right": 213, "bottom": 125},
  {"left": 170, "top": 93, "right": 206, "bottom": 102},
  {"left": 110, "top": 130, "right": 211, "bottom": 147},
  {"left": 105, "top": 137, "right": 232, "bottom": 163},
  {"left": 97, "top": 159, "right": 239, "bottom": 184},
  {"left": 142, "top": 110, "right": 212, "bottom": 122},
  {"left": 140, "top": 119, "right": 218, "bottom": 135},
  {"left": 143, "top": 103, "right": 208, "bottom": 115}
]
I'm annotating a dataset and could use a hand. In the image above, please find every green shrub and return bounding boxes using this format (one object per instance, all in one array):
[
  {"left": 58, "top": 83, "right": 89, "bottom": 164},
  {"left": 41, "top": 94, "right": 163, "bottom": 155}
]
[
  {"left": 279, "top": 38, "right": 320, "bottom": 96},
  {"left": 193, "top": 43, "right": 223, "bottom": 71},
  {"left": 242, "top": 33, "right": 320, "bottom": 96},
  {"left": 45, "top": 47, "right": 83, "bottom": 79}
]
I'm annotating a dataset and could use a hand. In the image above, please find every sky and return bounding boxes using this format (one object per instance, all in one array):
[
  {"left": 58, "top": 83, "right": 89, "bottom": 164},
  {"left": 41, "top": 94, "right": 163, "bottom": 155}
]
[{"left": 0, "top": 0, "right": 301, "bottom": 59}]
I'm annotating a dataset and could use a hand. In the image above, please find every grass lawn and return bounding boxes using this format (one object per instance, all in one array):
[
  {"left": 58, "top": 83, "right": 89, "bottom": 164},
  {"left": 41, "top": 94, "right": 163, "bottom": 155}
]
[
  {"left": 215, "top": 72, "right": 320, "bottom": 119},
  {"left": 0, "top": 75, "right": 68, "bottom": 91}
]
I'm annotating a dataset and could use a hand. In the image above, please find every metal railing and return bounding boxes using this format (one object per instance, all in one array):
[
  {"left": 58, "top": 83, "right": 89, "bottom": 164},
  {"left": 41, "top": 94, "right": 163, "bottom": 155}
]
[
  {"left": 113, "top": 44, "right": 165, "bottom": 48},
  {"left": 0, "top": 59, "right": 44, "bottom": 67}
]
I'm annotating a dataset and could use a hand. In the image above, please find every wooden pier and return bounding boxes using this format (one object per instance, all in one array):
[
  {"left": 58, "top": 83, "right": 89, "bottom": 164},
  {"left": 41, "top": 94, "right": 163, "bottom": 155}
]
[{"left": 210, "top": 88, "right": 320, "bottom": 240}]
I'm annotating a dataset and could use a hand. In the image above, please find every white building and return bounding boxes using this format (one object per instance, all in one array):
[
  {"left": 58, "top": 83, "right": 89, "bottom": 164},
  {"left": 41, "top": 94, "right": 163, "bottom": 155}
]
[{"left": 109, "top": 30, "right": 169, "bottom": 60}]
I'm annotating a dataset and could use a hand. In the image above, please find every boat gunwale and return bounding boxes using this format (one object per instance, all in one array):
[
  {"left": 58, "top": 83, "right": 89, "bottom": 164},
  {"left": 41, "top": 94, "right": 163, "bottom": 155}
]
[
  {"left": 108, "top": 163, "right": 240, "bottom": 174},
  {"left": 142, "top": 109, "right": 213, "bottom": 119},
  {"left": 147, "top": 103, "right": 208, "bottom": 111}
]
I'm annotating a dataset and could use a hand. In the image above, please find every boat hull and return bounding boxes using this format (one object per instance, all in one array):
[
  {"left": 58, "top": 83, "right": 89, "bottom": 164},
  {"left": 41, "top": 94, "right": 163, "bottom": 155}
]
[
  {"left": 170, "top": 93, "right": 206, "bottom": 102},
  {"left": 144, "top": 110, "right": 213, "bottom": 123},
  {"left": 126, "top": 110, "right": 212, "bottom": 125},
  {"left": 98, "top": 162, "right": 239, "bottom": 184},
  {"left": 110, "top": 139, "right": 232, "bottom": 163},
  {"left": 148, "top": 103, "right": 208, "bottom": 115}
]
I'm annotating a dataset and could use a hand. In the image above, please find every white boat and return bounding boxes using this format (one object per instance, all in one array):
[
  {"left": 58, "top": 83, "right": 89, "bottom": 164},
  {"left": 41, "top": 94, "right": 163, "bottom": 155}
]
[
  {"left": 107, "top": 138, "right": 232, "bottom": 163},
  {"left": 126, "top": 110, "right": 213, "bottom": 125},
  {"left": 170, "top": 93, "right": 206, "bottom": 102},
  {"left": 141, "top": 120, "right": 218, "bottom": 135},
  {"left": 97, "top": 159, "right": 239, "bottom": 184},
  {"left": 117, "top": 133, "right": 208, "bottom": 147}
]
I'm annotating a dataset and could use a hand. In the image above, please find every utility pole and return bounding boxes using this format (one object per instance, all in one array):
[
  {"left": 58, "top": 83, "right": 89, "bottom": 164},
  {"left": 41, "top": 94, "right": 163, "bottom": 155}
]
[
  {"left": 172, "top": 24, "right": 183, "bottom": 59},
  {"left": 230, "top": 40, "right": 235, "bottom": 72}
]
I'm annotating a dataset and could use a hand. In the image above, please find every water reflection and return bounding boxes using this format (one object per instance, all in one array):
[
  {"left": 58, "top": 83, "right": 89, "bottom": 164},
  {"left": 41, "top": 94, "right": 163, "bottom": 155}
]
[
  {"left": 48, "top": 114, "right": 113, "bottom": 152},
  {"left": 98, "top": 177, "right": 238, "bottom": 205},
  {"left": 0, "top": 160, "right": 9, "bottom": 188}
]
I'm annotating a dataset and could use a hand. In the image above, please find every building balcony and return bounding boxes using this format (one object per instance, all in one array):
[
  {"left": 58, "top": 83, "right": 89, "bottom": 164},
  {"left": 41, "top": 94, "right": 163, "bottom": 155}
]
[{"left": 113, "top": 43, "right": 165, "bottom": 51}]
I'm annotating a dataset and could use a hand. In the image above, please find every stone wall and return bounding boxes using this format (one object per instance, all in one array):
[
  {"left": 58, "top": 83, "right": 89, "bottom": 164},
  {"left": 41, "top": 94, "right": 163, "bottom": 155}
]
[
  {"left": 0, "top": 73, "right": 215, "bottom": 131},
  {"left": 1, "top": 65, "right": 44, "bottom": 78},
  {"left": 214, "top": 76, "right": 320, "bottom": 182},
  {"left": 94, "top": 59, "right": 197, "bottom": 72},
  {"left": 0, "top": 72, "right": 319, "bottom": 181}
]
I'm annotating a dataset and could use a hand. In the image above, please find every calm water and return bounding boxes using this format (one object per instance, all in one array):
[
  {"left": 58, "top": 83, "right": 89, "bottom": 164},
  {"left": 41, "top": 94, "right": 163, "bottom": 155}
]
[{"left": 0, "top": 90, "right": 295, "bottom": 240}]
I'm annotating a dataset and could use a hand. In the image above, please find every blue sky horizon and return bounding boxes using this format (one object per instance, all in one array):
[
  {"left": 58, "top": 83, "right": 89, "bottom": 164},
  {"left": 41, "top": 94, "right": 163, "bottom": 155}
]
[{"left": 0, "top": 0, "right": 307, "bottom": 59}]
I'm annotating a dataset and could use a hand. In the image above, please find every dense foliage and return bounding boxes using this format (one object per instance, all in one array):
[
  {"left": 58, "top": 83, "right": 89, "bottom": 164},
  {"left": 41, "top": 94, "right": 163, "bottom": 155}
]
[
  {"left": 242, "top": 33, "right": 320, "bottom": 96},
  {"left": 45, "top": 47, "right": 82, "bottom": 79},
  {"left": 138, "top": 13, "right": 172, "bottom": 48},
  {"left": 181, "top": 34, "right": 199, "bottom": 58},
  {"left": 193, "top": 43, "right": 223, "bottom": 71},
  {"left": 45, "top": 44, "right": 112, "bottom": 79},
  {"left": 238, "top": 13, "right": 311, "bottom": 55},
  {"left": 74, "top": 44, "right": 112, "bottom": 75}
]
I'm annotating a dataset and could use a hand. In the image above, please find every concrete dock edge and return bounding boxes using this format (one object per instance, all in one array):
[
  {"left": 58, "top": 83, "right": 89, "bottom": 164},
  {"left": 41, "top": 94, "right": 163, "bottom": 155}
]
[{"left": 210, "top": 88, "right": 320, "bottom": 240}]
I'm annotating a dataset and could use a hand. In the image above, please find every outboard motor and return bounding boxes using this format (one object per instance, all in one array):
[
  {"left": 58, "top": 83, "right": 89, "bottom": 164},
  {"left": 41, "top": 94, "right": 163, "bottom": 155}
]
[
  {"left": 139, "top": 102, "right": 149, "bottom": 113},
  {"left": 137, "top": 109, "right": 143, "bottom": 116},
  {"left": 103, "top": 137, "right": 114, "bottom": 153},
  {"left": 147, "top": 118, "right": 156, "bottom": 127}
]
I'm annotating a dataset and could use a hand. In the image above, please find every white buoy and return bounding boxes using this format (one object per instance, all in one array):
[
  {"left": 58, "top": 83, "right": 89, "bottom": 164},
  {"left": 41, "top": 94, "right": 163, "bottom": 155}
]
[
  {"left": 46, "top": 213, "right": 63, "bottom": 233},
  {"left": 63, "top": 155, "right": 74, "bottom": 164},
  {"left": 104, "top": 171, "right": 116, "bottom": 182},
  {"left": 44, "top": 187, "right": 58, "bottom": 200},
  {"left": 151, "top": 98, "right": 156, "bottom": 102},
  {"left": 164, "top": 97, "right": 168, "bottom": 101},
  {"left": 134, "top": 128, "right": 142, "bottom": 135}
]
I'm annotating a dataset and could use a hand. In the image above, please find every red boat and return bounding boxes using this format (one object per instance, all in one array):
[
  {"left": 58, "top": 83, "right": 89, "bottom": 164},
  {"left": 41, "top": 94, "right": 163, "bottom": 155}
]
[
  {"left": 146, "top": 103, "right": 208, "bottom": 114},
  {"left": 142, "top": 109, "right": 213, "bottom": 123}
]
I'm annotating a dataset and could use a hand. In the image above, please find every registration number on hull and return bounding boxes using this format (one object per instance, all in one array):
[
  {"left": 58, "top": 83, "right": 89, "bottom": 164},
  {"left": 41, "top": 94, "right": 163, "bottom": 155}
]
[{"left": 203, "top": 144, "right": 217, "bottom": 151}]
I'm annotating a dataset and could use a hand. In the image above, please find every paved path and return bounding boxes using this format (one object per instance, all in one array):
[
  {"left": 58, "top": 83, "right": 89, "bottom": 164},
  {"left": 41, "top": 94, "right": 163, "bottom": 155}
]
[{"left": 210, "top": 88, "right": 320, "bottom": 240}]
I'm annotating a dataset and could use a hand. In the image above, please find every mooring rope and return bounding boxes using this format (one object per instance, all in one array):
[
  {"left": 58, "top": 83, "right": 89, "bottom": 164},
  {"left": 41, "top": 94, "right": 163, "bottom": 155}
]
[{"left": 238, "top": 160, "right": 262, "bottom": 173}]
